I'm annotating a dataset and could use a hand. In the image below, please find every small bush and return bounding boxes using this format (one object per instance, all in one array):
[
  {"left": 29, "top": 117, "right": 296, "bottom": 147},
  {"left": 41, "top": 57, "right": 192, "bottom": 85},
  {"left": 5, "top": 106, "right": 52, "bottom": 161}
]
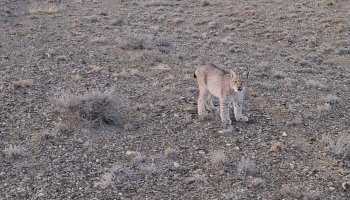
[
  {"left": 306, "top": 80, "right": 327, "bottom": 90},
  {"left": 322, "top": 133, "right": 350, "bottom": 157},
  {"left": 54, "top": 90, "right": 127, "bottom": 133},
  {"left": 4, "top": 144, "right": 27, "bottom": 159},
  {"left": 120, "top": 36, "right": 146, "bottom": 50},
  {"left": 237, "top": 157, "right": 256, "bottom": 176}
]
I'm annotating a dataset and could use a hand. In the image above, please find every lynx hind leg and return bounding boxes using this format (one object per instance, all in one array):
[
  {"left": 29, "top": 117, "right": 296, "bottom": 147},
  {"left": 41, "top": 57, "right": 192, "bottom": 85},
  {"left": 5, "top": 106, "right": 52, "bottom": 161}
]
[
  {"left": 198, "top": 89, "right": 211, "bottom": 120},
  {"left": 233, "top": 94, "right": 248, "bottom": 122},
  {"left": 205, "top": 95, "right": 219, "bottom": 114}
]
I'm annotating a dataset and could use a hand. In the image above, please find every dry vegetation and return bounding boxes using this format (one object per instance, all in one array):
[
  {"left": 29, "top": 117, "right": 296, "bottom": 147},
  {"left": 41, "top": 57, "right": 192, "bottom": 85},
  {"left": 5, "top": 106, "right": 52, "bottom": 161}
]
[{"left": 1, "top": 0, "right": 350, "bottom": 199}]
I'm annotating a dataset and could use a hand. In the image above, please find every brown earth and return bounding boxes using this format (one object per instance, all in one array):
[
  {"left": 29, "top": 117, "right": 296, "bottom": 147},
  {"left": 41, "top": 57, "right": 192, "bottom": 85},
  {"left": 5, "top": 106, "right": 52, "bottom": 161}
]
[{"left": 1, "top": 0, "right": 350, "bottom": 199}]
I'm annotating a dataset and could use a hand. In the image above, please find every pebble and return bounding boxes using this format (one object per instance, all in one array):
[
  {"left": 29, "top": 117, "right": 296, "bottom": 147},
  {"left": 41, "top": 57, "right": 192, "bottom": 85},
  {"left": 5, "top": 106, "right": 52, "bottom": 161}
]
[
  {"left": 198, "top": 150, "right": 206, "bottom": 155},
  {"left": 282, "top": 132, "right": 287, "bottom": 137},
  {"left": 126, "top": 151, "right": 139, "bottom": 156},
  {"left": 37, "top": 193, "right": 44, "bottom": 197},
  {"left": 173, "top": 162, "right": 180, "bottom": 168},
  {"left": 234, "top": 147, "right": 240, "bottom": 151}
]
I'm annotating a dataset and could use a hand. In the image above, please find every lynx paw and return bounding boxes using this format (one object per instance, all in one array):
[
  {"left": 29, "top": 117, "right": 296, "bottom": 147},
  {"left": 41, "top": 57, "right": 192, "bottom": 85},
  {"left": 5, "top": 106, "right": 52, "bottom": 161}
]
[
  {"left": 236, "top": 115, "right": 248, "bottom": 123},
  {"left": 198, "top": 113, "right": 212, "bottom": 121}
]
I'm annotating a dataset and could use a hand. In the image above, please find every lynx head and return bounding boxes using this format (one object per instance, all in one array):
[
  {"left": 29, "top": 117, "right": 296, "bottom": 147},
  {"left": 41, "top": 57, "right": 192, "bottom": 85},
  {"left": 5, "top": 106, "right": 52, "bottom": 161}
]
[{"left": 230, "top": 70, "right": 248, "bottom": 92}]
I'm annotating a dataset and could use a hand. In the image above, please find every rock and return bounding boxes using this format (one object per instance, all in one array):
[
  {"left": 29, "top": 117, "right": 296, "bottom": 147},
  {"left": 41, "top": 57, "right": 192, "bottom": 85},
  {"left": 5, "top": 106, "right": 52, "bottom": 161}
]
[
  {"left": 282, "top": 132, "right": 287, "bottom": 137},
  {"left": 342, "top": 182, "right": 350, "bottom": 191},
  {"left": 198, "top": 150, "right": 206, "bottom": 155},
  {"left": 126, "top": 151, "right": 139, "bottom": 156}
]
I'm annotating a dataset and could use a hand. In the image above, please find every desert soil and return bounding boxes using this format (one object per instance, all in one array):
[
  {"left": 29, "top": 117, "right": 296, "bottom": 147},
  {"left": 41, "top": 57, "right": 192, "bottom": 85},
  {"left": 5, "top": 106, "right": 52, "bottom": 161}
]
[{"left": 1, "top": 0, "right": 350, "bottom": 199}]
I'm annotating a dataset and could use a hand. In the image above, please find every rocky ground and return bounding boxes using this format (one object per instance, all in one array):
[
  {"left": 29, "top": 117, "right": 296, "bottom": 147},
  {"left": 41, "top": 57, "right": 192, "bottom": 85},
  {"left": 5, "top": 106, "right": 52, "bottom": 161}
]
[{"left": 1, "top": 0, "right": 350, "bottom": 199}]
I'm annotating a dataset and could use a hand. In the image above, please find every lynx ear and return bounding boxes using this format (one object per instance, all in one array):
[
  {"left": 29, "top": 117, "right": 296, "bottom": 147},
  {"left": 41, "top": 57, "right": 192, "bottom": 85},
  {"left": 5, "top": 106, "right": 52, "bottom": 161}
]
[{"left": 230, "top": 70, "right": 237, "bottom": 79}]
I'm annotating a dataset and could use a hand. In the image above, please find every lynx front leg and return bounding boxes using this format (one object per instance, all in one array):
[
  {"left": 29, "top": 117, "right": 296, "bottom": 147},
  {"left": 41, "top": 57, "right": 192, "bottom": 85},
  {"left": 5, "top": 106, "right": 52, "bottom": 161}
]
[
  {"left": 219, "top": 99, "right": 232, "bottom": 128},
  {"left": 233, "top": 93, "right": 248, "bottom": 122}
]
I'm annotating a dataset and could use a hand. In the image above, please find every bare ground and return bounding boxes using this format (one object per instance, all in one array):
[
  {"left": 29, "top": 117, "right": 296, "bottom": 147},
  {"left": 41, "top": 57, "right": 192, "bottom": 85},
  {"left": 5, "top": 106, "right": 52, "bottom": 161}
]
[{"left": 1, "top": 0, "right": 350, "bottom": 199}]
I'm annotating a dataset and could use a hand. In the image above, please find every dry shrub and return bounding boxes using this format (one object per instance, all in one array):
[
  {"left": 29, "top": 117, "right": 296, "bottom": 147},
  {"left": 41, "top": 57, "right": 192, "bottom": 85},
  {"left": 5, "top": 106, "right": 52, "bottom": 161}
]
[
  {"left": 139, "top": 50, "right": 163, "bottom": 64},
  {"left": 209, "top": 150, "right": 231, "bottom": 171},
  {"left": 31, "top": 130, "right": 57, "bottom": 143},
  {"left": 132, "top": 154, "right": 169, "bottom": 174},
  {"left": 272, "top": 70, "right": 287, "bottom": 79},
  {"left": 306, "top": 80, "right": 327, "bottom": 90},
  {"left": 322, "top": 133, "right": 350, "bottom": 157},
  {"left": 237, "top": 157, "right": 256, "bottom": 176},
  {"left": 184, "top": 174, "right": 208, "bottom": 184},
  {"left": 320, "top": 94, "right": 341, "bottom": 104},
  {"left": 251, "top": 177, "right": 265, "bottom": 187},
  {"left": 120, "top": 36, "right": 146, "bottom": 50},
  {"left": 268, "top": 142, "right": 283, "bottom": 153},
  {"left": 317, "top": 103, "right": 331, "bottom": 117},
  {"left": 280, "top": 184, "right": 302, "bottom": 198},
  {"left": 144, "top": 0, "right": 172, "bottom": 7},
  {"left": 164, "top": 147, "right": 179, "bottom": 160},
  {"left": 53, "top": 90, "right": 127, "bottom": 133},
  {"left": 93, "top": 172, "right": 114, "bottom": 189},
  {"left": 4, "top": 144, "right": 27, "bottom": 159}
]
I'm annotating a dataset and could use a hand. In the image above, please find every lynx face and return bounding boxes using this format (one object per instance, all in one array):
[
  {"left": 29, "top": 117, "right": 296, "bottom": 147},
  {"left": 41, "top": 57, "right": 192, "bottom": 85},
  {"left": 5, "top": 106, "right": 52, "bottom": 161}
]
[{"left": 230, "top": 70, "right": 243, "bottom": 92}]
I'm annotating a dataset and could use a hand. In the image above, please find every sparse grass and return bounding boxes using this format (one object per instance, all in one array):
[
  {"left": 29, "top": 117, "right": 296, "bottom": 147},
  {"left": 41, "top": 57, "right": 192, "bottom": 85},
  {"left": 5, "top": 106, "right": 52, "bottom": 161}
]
[
  {"left": 251, "top": 177, "right": 265, "bottom": 187},
  {"left": 154, "top": 37, "right": 172, "bottom": 47},
  {"left": 111, "top": 18, "right": 126, "bottom": 26},
  {"left": 209, "top": 150, "right": 230, "bottom": 170},
  {"left": 268, "top": 142, "right": 283, "bottom": 153},
  {"left": 93, "top": 172, "right": 114, "bottom": 189},
  {"left": 140, "top": 50, "right": 163, "bottom": 64},
  {"left": 12, "top": 79, "right": 33, "bottom": 90},
  {"left": 184, "top": 174, "right": 208, "bottom": 184},
  {"left": 53, "top": 90, "right": 126, "bottom": 133},
  {"left": 237, "top": 157, "right": 256, "bottom": 176},
  {"left": 29, "top": 3, "right": 60, "bottom": 15},
  {"left": 306, "top": 79, "right": 327, "bottom": 90},
  {"left": 4, "top": 144, "right": 27, "bottom": 159},
  {"left": 144, "top": 0, "right": 172, "bottom": 7},
  {"left": 31, "top": 130, "right": 57, "bottom": 143},
  {"left": 164, "top": 147, "right": 179, "bottom": 160},
  {"left": 320, "top": 94, "right": 341, "bottom": 104},
  {"left": 317, "top": 103, "right": 331, "bottom": 116},
  {"left": 285, "top": 116, "right": 303, "bottom": 127},
  {"left": 272, "top": 70, "right": 287, "bottom": 79},
  {"left": 322, "top": 133, "right": 350, "bottom": 157},
  {"left": 258, "top": 81, "right": 276, "bottom": 90},
  {"left": 283, "top": 77, "right": 297, "bottom": 87},
  {"left": 133, "top": 154, "right": 160, "bottom": 173},
  {"left": 280, "top": 184, "right": 302, "bottom": 198},
  {"left": 120, "top": 36, "right": 146, "bottom": 50}
]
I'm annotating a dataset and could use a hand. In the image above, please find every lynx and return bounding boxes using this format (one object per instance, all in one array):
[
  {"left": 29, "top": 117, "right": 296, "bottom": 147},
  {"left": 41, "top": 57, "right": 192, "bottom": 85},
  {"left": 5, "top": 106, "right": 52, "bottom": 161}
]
[{"left": 194, "top": 64, "right": 248, "bottom": 129}]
